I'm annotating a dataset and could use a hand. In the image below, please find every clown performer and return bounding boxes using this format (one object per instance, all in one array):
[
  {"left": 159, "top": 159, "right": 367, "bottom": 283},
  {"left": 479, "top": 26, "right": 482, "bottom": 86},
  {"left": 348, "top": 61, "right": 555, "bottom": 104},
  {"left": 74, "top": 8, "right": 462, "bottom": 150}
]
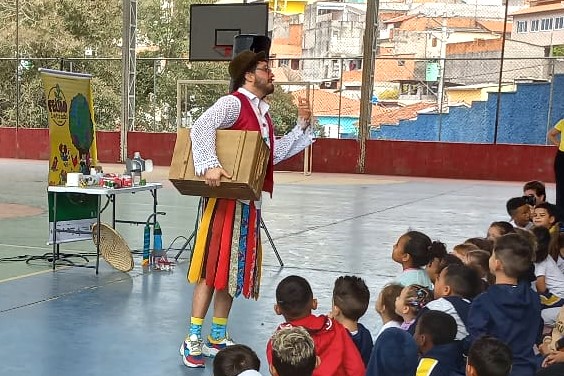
[{"left": 179, "top": 49, "right": 314, "bottom": 368}]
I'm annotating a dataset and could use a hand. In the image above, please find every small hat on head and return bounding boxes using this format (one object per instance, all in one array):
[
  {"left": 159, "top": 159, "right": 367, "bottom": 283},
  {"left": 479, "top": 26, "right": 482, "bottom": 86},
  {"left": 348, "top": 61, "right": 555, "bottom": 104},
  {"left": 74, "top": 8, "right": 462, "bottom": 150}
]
[{"left": 228, "top": 50, "right": 267, "bottom": 83}]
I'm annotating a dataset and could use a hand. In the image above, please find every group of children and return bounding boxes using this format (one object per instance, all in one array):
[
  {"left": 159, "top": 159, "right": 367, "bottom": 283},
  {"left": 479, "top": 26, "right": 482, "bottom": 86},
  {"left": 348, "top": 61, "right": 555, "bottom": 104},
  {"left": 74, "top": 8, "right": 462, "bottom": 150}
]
[{"left": 203, "top": 180, "right": 564, "bottom": 376}]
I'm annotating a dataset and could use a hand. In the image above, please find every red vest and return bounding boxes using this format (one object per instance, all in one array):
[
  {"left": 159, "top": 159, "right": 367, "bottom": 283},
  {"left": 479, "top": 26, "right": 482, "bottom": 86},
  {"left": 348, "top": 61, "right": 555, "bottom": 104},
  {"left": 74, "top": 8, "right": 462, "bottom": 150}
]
[{"left": 229, "top": 91, "right": 275, "bottom": 195}]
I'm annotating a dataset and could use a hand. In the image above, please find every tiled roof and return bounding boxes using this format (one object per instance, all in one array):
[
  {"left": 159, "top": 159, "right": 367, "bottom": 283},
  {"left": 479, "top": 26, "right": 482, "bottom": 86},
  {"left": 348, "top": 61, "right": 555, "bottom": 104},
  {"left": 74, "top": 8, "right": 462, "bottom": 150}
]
[
  {"left": 383, "top": 14, "right": 418, "bottom": 24},
  {"left": 371, "top": 102, "right": 436, "bottom": 126},
  {"left": 476, "top": 20, "right": 512, "bottom": 33},
  {"left": 292, "top": 89, "right": 361, "bottom": 117},
  {"left": 290, "top": 89, "right": 436, "bottom": 127}
]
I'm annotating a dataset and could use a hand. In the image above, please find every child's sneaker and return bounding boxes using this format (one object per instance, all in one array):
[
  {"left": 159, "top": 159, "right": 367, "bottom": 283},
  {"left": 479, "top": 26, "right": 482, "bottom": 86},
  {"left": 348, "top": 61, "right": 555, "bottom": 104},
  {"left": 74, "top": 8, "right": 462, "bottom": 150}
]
[
  {"left": 180, "top": 334, "right": 205, "bottom": 368},
  {"left": 202, "top": 335, "right": 235, "bottom": 357}
]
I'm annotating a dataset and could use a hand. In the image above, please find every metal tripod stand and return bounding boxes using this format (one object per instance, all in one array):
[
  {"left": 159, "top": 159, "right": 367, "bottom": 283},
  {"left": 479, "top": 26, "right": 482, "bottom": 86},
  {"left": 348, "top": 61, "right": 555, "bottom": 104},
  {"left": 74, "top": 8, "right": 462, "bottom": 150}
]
[{"left": 172, "top": 199, "right": 284, "bottom": 267}]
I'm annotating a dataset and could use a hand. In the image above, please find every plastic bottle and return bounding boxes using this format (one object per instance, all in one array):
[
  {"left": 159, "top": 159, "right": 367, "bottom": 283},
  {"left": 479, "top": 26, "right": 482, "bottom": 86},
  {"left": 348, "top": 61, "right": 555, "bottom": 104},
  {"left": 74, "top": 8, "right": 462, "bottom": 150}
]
[{"left": 153, "top": 222, "right": 163, "bottom": 253}]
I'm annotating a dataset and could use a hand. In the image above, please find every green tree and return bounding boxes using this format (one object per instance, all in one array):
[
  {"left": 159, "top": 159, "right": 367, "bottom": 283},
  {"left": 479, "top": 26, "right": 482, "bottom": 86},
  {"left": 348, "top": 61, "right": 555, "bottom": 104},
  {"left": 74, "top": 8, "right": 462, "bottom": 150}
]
[
  {"left": 553, "top": 45, "right": 564, "bottom": 57},
  {"left": 269, "top": 86, "right": 298, "bottom": 135},
  {"left": 0, "top": 0, "right": 122, "bottom": 128},
  {"left": 0, "top": 0, "right": 302, "bottom": 135}
]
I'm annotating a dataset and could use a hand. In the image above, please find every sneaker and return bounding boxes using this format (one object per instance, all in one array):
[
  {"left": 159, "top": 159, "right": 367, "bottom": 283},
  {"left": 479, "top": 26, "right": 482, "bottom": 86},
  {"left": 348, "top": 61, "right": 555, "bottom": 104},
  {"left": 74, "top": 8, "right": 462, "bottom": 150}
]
[
  {"left": 202, "top": 335, "right": 236, "bottom": 357},
  {"left": 180, "top": 334, "right": 205, "bottom": 368}
]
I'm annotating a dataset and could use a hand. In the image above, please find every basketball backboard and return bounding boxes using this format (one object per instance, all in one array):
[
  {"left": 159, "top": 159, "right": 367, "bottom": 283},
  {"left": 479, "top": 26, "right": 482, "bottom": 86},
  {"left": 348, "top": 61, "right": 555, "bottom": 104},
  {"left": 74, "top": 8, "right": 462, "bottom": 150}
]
[{"left": 189, "top": 4, "right": 269, "bottom": 61}]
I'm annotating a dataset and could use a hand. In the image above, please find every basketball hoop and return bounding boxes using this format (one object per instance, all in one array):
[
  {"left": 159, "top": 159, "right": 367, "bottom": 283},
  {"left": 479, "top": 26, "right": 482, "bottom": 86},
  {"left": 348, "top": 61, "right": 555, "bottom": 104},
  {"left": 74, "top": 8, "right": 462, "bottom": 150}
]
[{"left": 213, "top": 45, "right": 233, "bottom": 59}]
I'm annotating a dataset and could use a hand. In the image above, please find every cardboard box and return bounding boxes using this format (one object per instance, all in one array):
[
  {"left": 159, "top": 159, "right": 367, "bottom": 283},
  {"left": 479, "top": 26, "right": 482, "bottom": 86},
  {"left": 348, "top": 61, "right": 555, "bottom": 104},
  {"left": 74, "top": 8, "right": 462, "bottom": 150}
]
[{"left": 169, "top": 128, "right": 269, "bottom": 201}]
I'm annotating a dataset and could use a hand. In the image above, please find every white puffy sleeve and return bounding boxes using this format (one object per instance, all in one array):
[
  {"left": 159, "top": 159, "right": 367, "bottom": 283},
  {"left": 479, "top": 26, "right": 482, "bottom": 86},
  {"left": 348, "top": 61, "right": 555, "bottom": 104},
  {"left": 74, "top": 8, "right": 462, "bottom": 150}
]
[
  {"left": 190, "top": 95, "right": 241, "bottom": 175},
  {"left": 273, "top": 120, "right": 315, "bottom": 165}
]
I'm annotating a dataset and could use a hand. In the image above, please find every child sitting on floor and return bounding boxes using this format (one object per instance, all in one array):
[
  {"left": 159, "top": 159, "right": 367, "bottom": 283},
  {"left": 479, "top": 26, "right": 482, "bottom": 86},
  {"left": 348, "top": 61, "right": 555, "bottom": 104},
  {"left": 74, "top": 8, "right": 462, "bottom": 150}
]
[
  {"left": 466, "top": 233, "right": 542, "bottom": 376},
  {"left": 506, "top": 197, "right": 533, "bottom": 230},
  {"left": 374, "top": 283, "right": 403, "bottom": 340},
  {"left": 365, "top": 327, "right": 418, "bottom": 376},
  {"left": 426, "top": 240, "right": 448, "bottom": 284},
  {"left": 395, "top": 283, "right": 432, "bottom": 333},
  {"left": 330, "top": 276, "right": 372, "bottom": 366},
  {"left": 427, "top": 254, "right": 464, "bottom": 286},
  {"left": 269, "top": 326, "right": 318, "bottom": 376},
  {"left": 466, "top": 336, "right": 512, "bottom": 376},
  {"left": 426, "top": 264, "right": 481, "bottom": 340},
  {"left": 214, "top": 344, "right": 262, "bottom": 376},
  {"left": 451, "top": 243, "right": 479, "bottom": 262},
  {"left": 532, "top": 203, "right": 560, "bottom": 234},
  {"left": 267, "top": 275, "right": 365, "bottom": 376},
  {"left": 392, "top": 230, "right": 445, "bottom": 289},
  {"left": 487, "top": 221, "right": 516, "bottom": 241},
  {"left": 531, "top": 226, "right": 564, "bottom": 326},
  {"left": 414, "top": 310, "right": 465, "bottom": 376},
  {"left": 465, "top": 250, "right": 495, "bottom": 290}
]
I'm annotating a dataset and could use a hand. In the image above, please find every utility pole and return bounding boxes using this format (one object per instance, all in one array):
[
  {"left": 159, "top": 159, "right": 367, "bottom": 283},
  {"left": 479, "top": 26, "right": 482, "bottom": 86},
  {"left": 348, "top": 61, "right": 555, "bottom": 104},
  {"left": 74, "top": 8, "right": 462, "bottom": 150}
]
[
  {"left": 437, "top": 14, "right": 447, "bottom": 140},
  {"left": 437, "top": 14, "right": 447, "bottom": 114},
  {"left": 357, "top": 0, "right": 378, "bottom": 173},
  {"left": 493, "top": 0, "right": 510, "bottom": 144}
]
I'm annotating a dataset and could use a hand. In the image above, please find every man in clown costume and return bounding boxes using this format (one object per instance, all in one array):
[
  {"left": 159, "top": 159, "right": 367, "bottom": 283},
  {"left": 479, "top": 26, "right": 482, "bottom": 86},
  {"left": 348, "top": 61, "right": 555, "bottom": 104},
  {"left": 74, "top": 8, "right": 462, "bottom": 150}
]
[{"left": 180, "top": 48, "right": 313, "bottom": 368}]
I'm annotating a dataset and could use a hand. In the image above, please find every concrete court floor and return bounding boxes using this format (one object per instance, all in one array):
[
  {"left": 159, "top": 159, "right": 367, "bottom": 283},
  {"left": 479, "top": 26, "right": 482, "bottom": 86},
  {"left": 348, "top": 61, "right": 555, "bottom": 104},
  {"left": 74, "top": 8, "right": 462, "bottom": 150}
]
[{"left": 0, "top": 158, "right": 551, "bottom": 376}]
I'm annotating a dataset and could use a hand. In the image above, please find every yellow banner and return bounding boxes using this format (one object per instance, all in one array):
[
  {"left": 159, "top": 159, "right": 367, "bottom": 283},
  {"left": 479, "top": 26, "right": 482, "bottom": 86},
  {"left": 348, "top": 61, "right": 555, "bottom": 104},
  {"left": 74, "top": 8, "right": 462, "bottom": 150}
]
[{"left": 39, "top": 69, "right": 98, "bottom": 186}]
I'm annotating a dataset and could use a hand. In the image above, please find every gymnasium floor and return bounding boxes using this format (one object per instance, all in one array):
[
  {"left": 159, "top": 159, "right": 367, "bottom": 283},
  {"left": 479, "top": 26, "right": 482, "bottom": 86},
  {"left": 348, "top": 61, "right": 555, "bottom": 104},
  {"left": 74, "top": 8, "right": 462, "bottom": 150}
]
[{"left": 0, "top": 158, "right": 541, "bottom": 375}]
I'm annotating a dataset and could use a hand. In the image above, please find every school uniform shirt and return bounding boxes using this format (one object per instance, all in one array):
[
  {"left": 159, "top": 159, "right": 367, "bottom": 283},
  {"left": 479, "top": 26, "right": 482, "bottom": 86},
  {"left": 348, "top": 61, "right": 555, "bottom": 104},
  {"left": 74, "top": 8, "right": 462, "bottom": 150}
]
[
  {"left": 416, "top": 342, "right": 465, "bottom": 376},
  {"left": 556, "top": 255, "right": 564, "bottom": 277},
  {"left": 266, "top": 314, "right": 365, "bottom": 376},
  {"left": 395, "top": 268, "right": 433, "bottom": 289},
  {"left": 374, "top": 320, "right": 402, "bottom": 341},
  {"left": 366, "top": 327, "right": 419, "bottom": 376},
  {"left": 466, "top": 281, "right": 542, "bottom": 376},
  {"left": 534, "top": 256, "right": 564, "bottom": 298},
  {"left": 510, "top": 220, "right": 534, "bottom": 230},
  {"left": 349, "top": 322, "right": 373, "bottom": 367},
  {"left": 425, "top": 296, "right": 471, "bottom": 340}
]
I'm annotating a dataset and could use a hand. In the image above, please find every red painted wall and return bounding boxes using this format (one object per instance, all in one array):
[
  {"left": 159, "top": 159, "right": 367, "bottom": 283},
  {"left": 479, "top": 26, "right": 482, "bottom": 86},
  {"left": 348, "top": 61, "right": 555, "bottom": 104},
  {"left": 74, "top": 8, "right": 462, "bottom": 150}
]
[
  {"left": 126, "top": 131, "right": 177, "bottom": 166},
  {"left": 1, "top": 127, "right": 556, "bottom": 183}
]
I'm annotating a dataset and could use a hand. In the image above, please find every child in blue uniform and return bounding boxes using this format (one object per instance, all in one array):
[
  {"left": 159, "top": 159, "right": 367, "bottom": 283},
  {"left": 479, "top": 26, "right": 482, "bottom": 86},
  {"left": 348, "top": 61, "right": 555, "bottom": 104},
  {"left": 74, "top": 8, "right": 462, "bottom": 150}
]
[
  {"left": 330, "top": 275, "right": 373, "bottom": 366},
  {"left": 466, "top": 233, "right": 542, "bottom": 376},
  {"left": 414, "top": 310, "right": 465, "bottom": 376}
]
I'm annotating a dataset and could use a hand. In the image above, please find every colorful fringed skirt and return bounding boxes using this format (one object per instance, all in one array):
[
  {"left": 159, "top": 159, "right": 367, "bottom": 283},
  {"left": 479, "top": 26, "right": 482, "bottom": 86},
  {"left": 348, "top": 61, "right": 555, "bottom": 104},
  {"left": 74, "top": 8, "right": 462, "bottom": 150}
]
[{"left": 187, "top": 198, "right": 262, "bottom": 299}]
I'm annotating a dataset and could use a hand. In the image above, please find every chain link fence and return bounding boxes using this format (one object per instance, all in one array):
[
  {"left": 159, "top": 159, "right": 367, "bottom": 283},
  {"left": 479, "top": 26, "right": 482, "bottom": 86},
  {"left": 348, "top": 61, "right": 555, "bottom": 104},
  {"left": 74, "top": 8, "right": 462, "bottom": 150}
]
[{"left": 1, "top": 54, "right": 563, "bottom": 144}]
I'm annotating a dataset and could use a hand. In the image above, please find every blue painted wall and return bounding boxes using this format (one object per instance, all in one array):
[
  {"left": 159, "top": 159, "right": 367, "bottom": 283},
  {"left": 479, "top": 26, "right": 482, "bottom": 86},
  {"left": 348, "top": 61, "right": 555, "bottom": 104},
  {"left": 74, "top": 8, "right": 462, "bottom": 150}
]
[
  {"left": 369, "top": 74, "right": 564, "bottom": 144},
  {"left": 317, "top": 115, "right": 358, "bottom": 138}
]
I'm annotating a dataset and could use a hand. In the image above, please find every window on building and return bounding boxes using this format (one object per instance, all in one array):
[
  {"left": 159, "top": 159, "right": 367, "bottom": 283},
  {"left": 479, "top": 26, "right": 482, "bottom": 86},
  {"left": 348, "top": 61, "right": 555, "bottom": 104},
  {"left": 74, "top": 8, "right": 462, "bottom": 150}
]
[
  {"left": 332, "top": 30, "right": 339, "bottom": 38},
  {"left": 555, "top": 17, "right": 564, "bottom": 30},
  {"left": 531, "top": 19, "right": 540, "bottom": 32},
  {"left": 279, "top": 59, "right": 289, "bottom": 67},
  {"left": 291, "top": 59, "right": 300, "bottom": 70},
  {"left": 348, "top": 59, "right": 362, "bottom": 70},
  {"left": 432, "top": 37, "right": 437, "bottom": 47},
  {"left": 517, "top": 20, "right": 528, "bottom": 33},
  {"left": 541, "top": 18, "right": 553, "bottom": 31}
]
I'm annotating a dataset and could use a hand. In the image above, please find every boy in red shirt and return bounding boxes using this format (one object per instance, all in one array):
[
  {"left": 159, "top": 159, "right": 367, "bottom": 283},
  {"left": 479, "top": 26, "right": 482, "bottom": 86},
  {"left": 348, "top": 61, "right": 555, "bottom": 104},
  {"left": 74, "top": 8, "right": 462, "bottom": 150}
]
[{"left": 266, "top": 275, "right": 365, "bottom": 376}]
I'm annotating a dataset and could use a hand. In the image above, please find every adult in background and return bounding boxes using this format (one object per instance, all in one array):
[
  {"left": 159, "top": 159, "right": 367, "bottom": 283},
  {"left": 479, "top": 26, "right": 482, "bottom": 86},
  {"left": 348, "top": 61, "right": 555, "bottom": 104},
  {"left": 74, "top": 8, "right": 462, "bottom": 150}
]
[
  {"left": 547, "top": 120, "right": 564, "bottom": 211},
  {"left": 523, "top": 180, "right": 547, "bottom": 206},
  {"left": 179, "top": 50, "right": 313, "bottom": 368}
]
